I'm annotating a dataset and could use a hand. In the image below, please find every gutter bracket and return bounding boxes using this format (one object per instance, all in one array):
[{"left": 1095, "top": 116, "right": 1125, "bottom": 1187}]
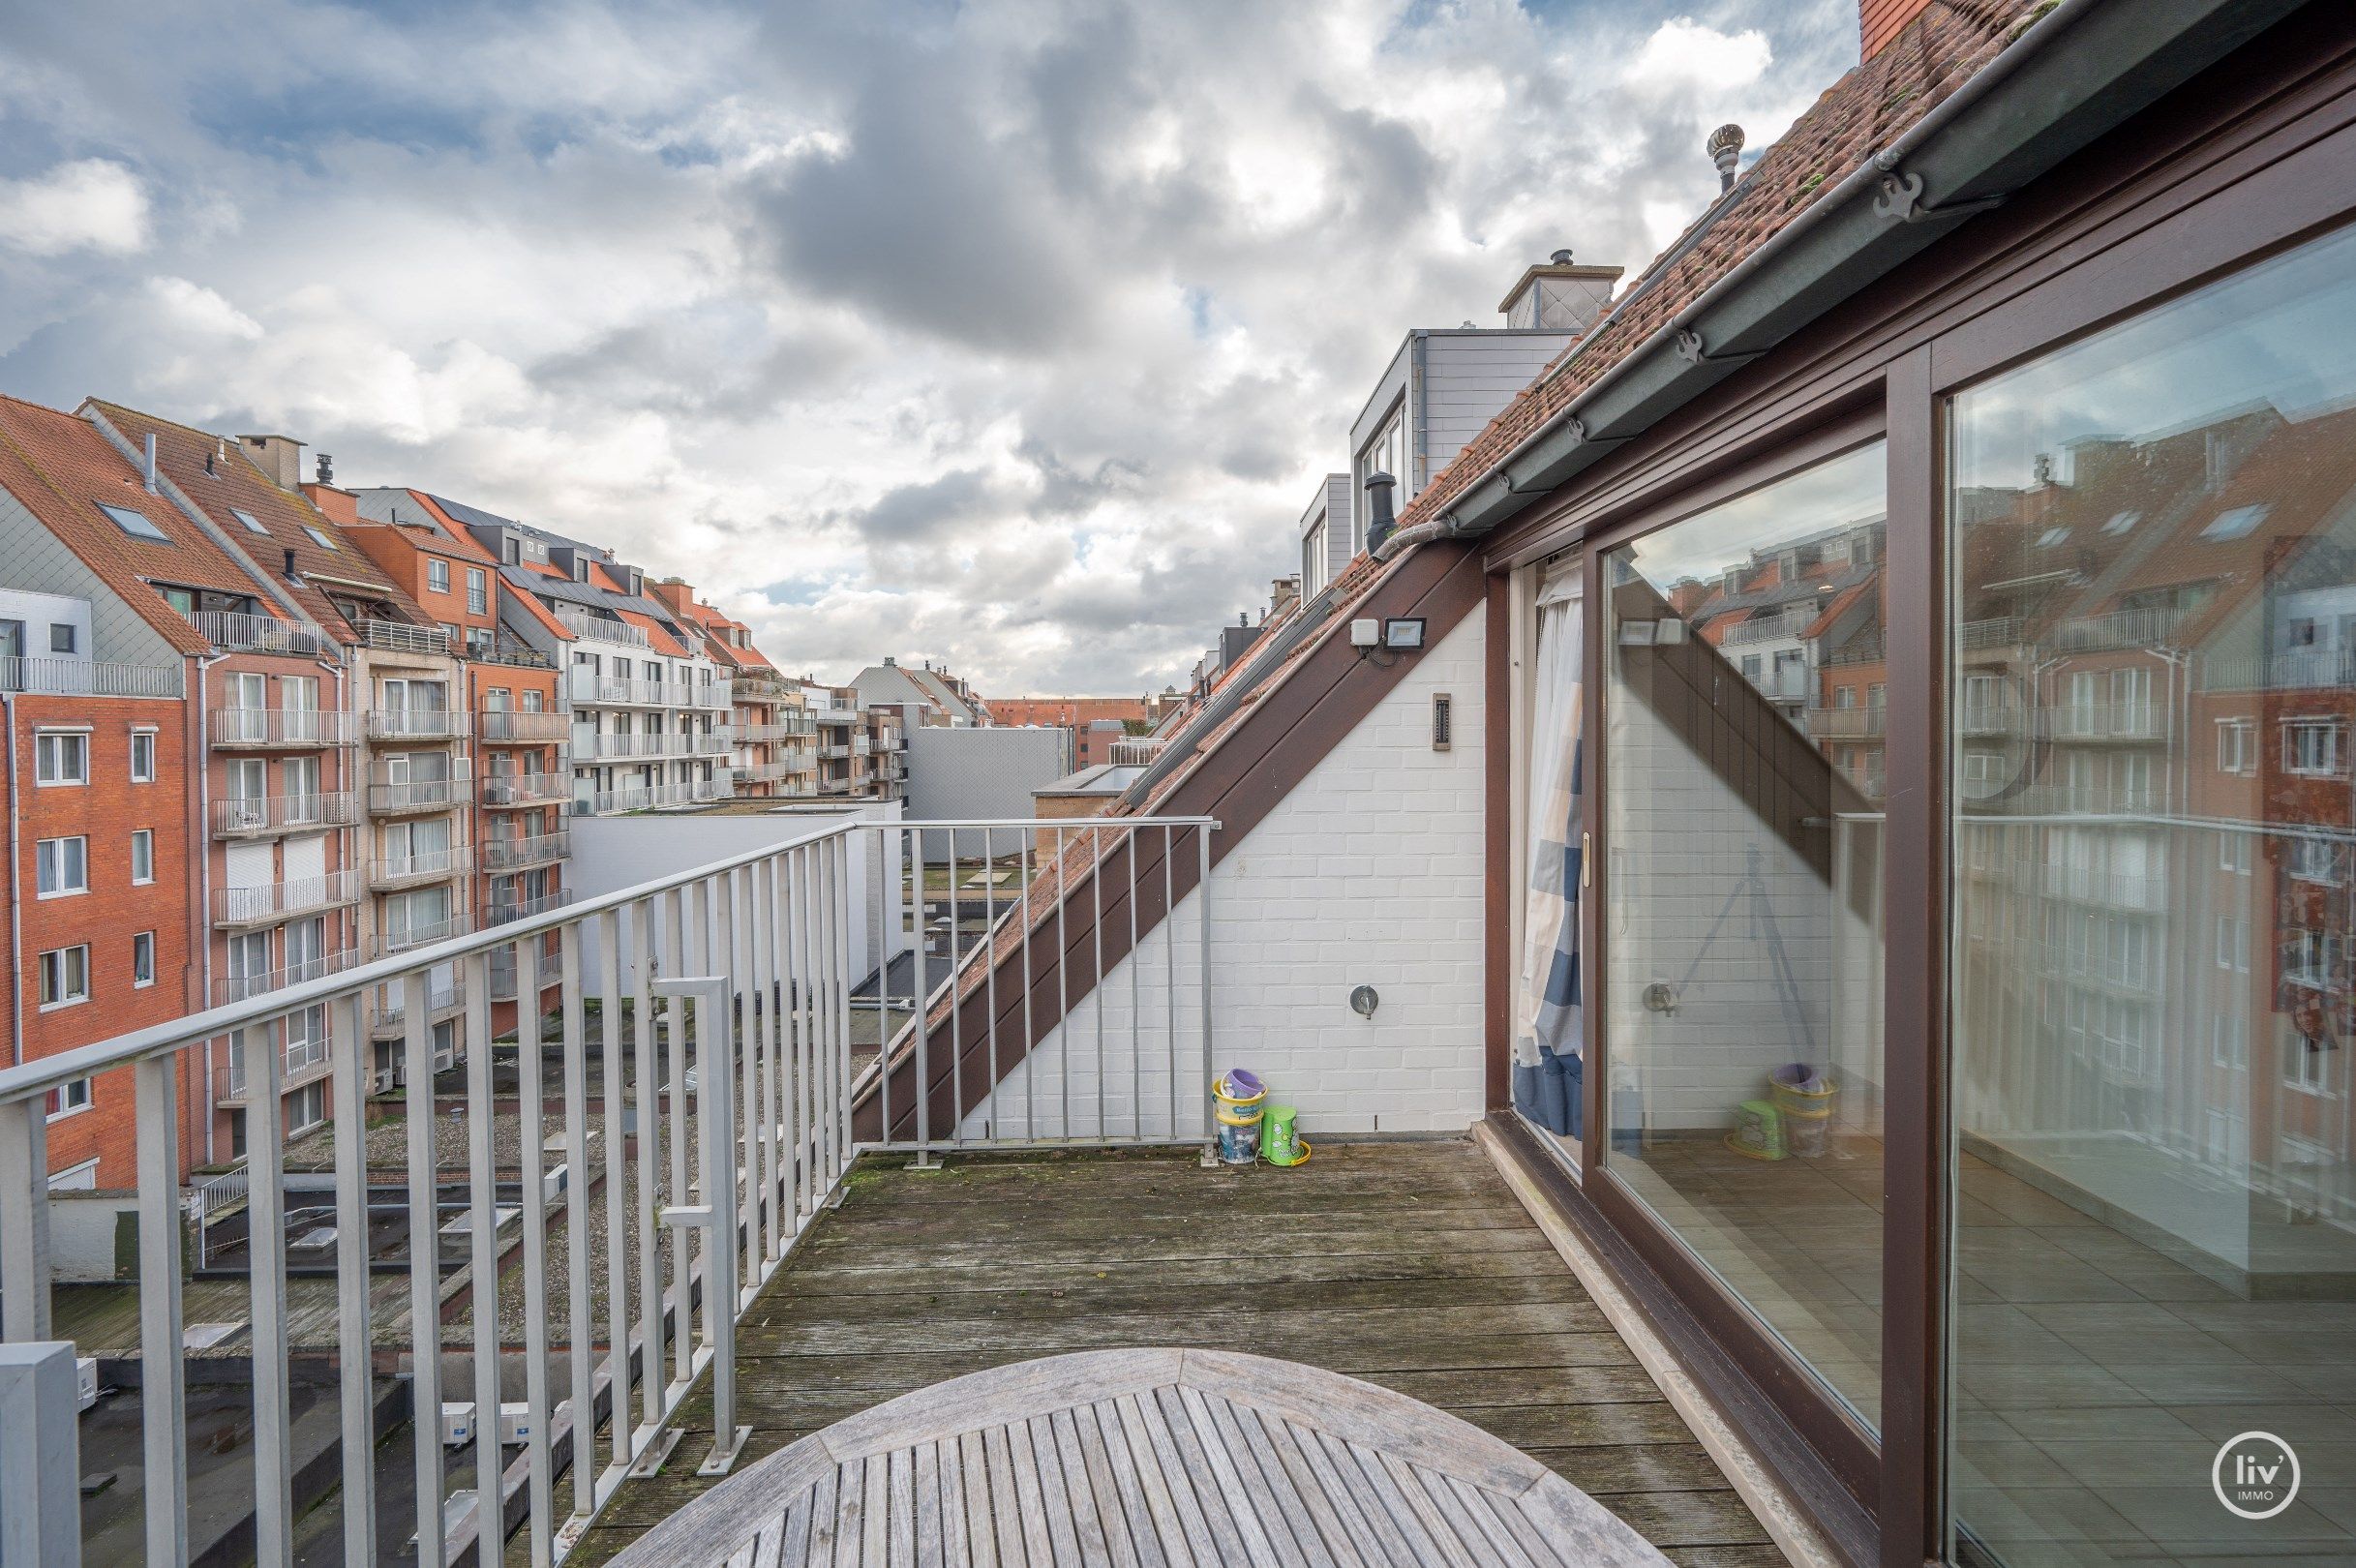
[
  {"left": 1872, "top": 167, "right": 2006, "bottom": 226},
  {"left": 1673, "top": 329, "right": 1767, "bottom": 369}
]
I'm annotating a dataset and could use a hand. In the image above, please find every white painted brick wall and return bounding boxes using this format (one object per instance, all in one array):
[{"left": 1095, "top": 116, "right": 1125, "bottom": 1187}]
[{"left": 958, "top": 605, "right": 1489, "bottom": 1141}]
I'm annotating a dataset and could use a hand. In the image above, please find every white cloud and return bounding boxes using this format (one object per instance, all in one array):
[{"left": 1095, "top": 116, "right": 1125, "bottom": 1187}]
[
  {"left": 0, "top": 159, "right": 150, "bottom": 256},
  {"left": 0, "top": 0, "right": 1858, "bottom": 692}
]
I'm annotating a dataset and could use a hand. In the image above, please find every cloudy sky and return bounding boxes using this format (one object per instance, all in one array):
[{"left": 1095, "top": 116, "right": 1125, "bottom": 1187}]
[{"left": 0, "top": 0, "right": 1856, "bottom": 694}]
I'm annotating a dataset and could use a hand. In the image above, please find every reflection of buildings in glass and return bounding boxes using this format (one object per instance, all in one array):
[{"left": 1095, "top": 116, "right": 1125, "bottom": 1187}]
[
  {"left": 1954, "top": 400, "right": 2356, "bottom": 1236},
  {"left": 1668, "top": 516, "right": 1890, "bottom": 796}
]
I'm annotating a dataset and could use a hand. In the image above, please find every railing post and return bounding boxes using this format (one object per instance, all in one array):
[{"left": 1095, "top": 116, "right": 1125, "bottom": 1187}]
[
  {"left": 1198, "top": 826, "right": 1218, "bottom": 1167},
  {"left": 0, "top": 1099, "right": 52, "bottom": 1340},
  {"left": 136, "top": 1055, "right": 191, "bottom": 1568},
  {"left": 0, "top": 1342, "right": 79, "bottom": 1567},
  {"left": 653, "top": 976, "right": 749, "bottom": 1476}
]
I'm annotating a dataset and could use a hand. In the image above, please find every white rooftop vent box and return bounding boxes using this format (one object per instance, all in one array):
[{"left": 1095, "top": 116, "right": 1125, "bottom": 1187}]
[
  {"left": 440, "top": 1402, "right": 474, "bottom": 1448},
  {"left": 76, "top": 1356, "right": 98, "bottom": 1412},
  {"left": 498, "top": 1402, "right": 533, "bottom": 1446}
]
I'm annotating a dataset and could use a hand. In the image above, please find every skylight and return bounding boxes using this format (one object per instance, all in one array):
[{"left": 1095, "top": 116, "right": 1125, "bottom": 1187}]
[
  {"left": 2100, "top": 509, "right": 2141, "bottom": 535},
  {"left": 99, "top": 503, "right": 172, "bottom": 543},
  {"left": 301, "top": 526, "right": 338, "bottom": 550},
  {"left": 2037, "top": 527, "right": 2070, "bottom": 548},
  {"left": 2201, "top": 503, "right": 2270, "bottom": 541},
  {"left": 230, "top": 507, "right": 269, "bottom": 534}
]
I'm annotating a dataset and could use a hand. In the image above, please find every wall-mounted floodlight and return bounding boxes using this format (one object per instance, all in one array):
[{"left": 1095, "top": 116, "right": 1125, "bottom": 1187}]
[{"left": 1382, "top": 618, "right": 1426, "bottom": 650}]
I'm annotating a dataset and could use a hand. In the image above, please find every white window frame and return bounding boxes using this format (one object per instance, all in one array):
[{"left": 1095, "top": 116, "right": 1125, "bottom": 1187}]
[
  {"left": 130, "top": 828, "right": 155, "bottom": 886},
  {"left": 2284, "top": 716, "right": 2342, "bottom": 777},
  {"left": 427, "top": 558, "right": 451, "bottom": 594},
  {"left": 2218, "top": 717, "right": 2253, "bottom": 774},
  {"left": 132, "top": 931, "right": 156, "bottom": 989},
  {"left": 35, "top": 835, "right": 87, "bottom": 899},
  {"left": 39, "top": 945, "right": 89, "bottom": 1010},
  {"left": 130, "top": 728, "right": 157, "bottom": 783},
  {"left": 34, "top": 729, "right": 88, "bottom": 786},
  {"left": 45, "top": 1077, "right": 91, "bottom": 1122}
]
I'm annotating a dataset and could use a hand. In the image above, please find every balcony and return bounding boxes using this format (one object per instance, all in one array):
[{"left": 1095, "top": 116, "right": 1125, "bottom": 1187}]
[
  {"left": 554, "top": 606, "right": 651, "bottom": 648},
  {"left": 482, "top": 772, "right": 572, "bottom": 808},
  {"left": 734, "top": 722, "right": 796, "bottom": 742},
  {"left": 369, "top": 846, "right": 470, "bottom": 890},
  {"left": 485, "top": 888, "right": 573, "bottom": 924},
  {"left": 0, "top": 654, "right": 183, "bottom": 698},
  {"left": 481, "top": 829, "right": 568, "bottom": 872},
  {"left": 1804, "top": 705, "right": 1886, "bottom": 739},
  {"left": 355, "top": 618, "right": 454, "bottom": 657},
  {"left": 2052, "top": 605, "right": 2182, "bottom": 653},
  {"left": 379, "top": 909, "right": 471, "bottom": 950},
  {"left": 366, "top": 763, "right": 471, "bottom": 816},
  {"left": 366, "top": 708, "right": 468, "bottom": 743},
  {"left": 208, "top": 707, "right": 358, "bottom": 748},
  {"left": 578, "top": 731, "right": 680, "bottom": 761},
  {"left": 1955, "top": 699, "right": 2026, "bottom": 738},
  {"left": 696, "top": 732, "right": 734, "bottom": 755},
  {"left": 819, "top": 743, "right": 852, "bottom": 760},
  {"left": 578, "top": 775, "right": 734, "bottom": 813},
  {"left": 212, "top": 1032, "right": 334, "bottom": 1105},
  {"left": 208, "top": 948, "right": 359, "bottom": 1006},
  {"left": 213, "top": 870, "right": 362, "bottom": 928},
  {"left": 2037, "top": 702, "right": 2163, "bottom": 742},
  {"left": 1108, "top": 736, "right": 1167, "bottom": 766},
  {"left": 1718, "top": 606, "right": 1815, "bottom": 646},
  {"left": 475, "top": 709, "right": 569, "bottom": 743},
  {"left": 0, "top": 814, "right": 1726, "bottom": 1568},
  {"left": 191, "top": 609, "right": 331, "bottom": 656},
  {"left": 211, "top": 791, "right": 358, "bottom": 838}
]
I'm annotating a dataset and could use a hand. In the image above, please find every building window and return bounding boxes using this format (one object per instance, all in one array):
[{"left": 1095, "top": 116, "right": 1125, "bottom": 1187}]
[
  {"left": 2284, "top": 717, "right": 2341, "bottom": 776},
  {"left": 301, "top": 525, "right": 338, "bottom": 551},
  {"left": 428, "top": 558, "right": 451, "bottom": 594},
  {"left": 45, "top": 1078, "right": 90, "bottom": 1121},
  {"left": 35, "top": 731, "right": 87, "bottom": 785},
  {"left": 287, "top": 1080, "right": 326, "bottom": 1134},
  {"left": 130, "top": 829, "right": 154, "bottom": 885},
  {"left": 2286, "top": 1036, "right": 2340, "bottom": 1097},
  {"left": 48, "top": 623, "right": 74, "bottom": 653},
  {"left": 2212, "top": 1012, "right": 2247, "bottom": 1070},
  {"left": 2218, "top": 718, "right": 2254, "bottom": 773},
  {"left": 132, "top": 931, "right": 155, "bottom": 988},
  {"left": 99, "top": 502, "right": 171, "bottom": 542},
  {"left": 35, "top": 836, "right": 86, "bottom": 897},
  {"left": 467, "top": 567, "right": 488, "bottom": 615},
  {"left": 38, "top": 945, "right": 89, "bottom": 1009},
  {"left": 130, "top": 729, "right": 156, "bottom": 782},
  {"left": 2290, "top": 836, "right": 2340, "bottom": 884}
]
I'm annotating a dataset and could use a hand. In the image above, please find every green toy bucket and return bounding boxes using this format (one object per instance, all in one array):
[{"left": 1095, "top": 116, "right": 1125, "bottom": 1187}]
[{"left": 1261, "top": 1104, "right": 1310, "bottom": 1166}]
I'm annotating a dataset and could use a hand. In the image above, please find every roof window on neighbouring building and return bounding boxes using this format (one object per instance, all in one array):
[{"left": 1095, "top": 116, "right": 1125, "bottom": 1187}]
[
  {"left": 2200, "top": 503, "right": 2270, "bottom": 541},
  {"left": 230, "top": 507, "right": 269, "bottom": 534},
  {"left": 99, "top": 503, "right": 172, "bottom": 542},
  {"left": 301, "top": 525, "right": 338, "bottom": 550},
  {"left": 2036, "top": 526, "right": 2070, "bottom": 549},
  {"left": 2100, "top": 509, "right": 2140, "bottom": 535}
]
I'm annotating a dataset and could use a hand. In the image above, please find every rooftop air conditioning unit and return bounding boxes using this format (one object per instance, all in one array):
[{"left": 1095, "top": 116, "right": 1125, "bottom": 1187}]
[
  {"left": 498, "top": 1403, "right": 533, "bottom": 1446},
  {"left": 440, "top": 1402, "right": 474, "bottom": 1447},
  {"left": 76, "top": 1356, "right": 98, "bottom": 1412},
  {"left": 373, "top": 1063, "right": 403, "bottom": 1095}
]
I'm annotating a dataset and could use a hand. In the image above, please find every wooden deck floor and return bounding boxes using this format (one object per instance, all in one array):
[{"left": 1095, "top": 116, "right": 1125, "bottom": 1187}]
[{"left": 567, "top": 1138, "right": 1781, "bottom": 1568}]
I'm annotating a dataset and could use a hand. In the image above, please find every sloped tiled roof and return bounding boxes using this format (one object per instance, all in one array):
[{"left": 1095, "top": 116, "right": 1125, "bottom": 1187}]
[{"left": 1400, "top": 0, "right": 2021, "bottom": 531}]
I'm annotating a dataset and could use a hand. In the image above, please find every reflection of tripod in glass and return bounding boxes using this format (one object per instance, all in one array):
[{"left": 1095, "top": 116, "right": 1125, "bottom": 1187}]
[{"left": 1659, "top": 842, "right": 1813, "bottom": 1064}]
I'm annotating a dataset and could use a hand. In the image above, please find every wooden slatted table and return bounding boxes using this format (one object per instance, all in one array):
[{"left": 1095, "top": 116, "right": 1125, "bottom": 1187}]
[{"left": 609, "top": 1346, "right": 1675, "bottom": 1566}]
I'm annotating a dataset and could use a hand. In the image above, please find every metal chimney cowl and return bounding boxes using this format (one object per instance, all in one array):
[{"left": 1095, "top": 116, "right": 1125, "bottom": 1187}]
[{"left": 1364, "top": 471, "right": 1399, "bottom": 556}]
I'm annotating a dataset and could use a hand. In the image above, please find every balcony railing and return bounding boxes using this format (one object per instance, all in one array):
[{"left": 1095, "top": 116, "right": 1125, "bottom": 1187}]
[
  {"left": 487, "top": 942, "right": 564, "bottom": 1000},
  {"left": 355, "top": 618, "right": 454, "bottom": 657},
  {"left": 366, "top": 708, "right": 467, "bottom": 742},
  {"left": 0, "top": 816, "right": 1218, "bottom": 1564},
  {"left": 1955, "top": 700, "right": 2026, "bottom": 738},
  {"left": 214, "top": 1032, "right": 334, "bottom": 1105},
  {"left": 1108, "top": 737, "right": 1167, "bottom": 766},
  {"left": 734, "top": 723, "right": 796, "bottom": 742},
  {"left": 208, "top": 707, "right": 358, "bottom": 748},
  {"left": 2037, "top": 702, "right": 2163, "bottom": 741},
  {"left": 371, "top": 846, "right": 471, "bottom": 890},
  {"left": 486, "top": 889, "right": 573, "bottom": 924},
  {"left": 191, "top": 609, "right": 332, "bottom": 656},
  {"left": 379, "top": 909, "right": 471, "bottom": 950},
  {"left": 819, "top": 743, "right": 852, "bottom": 760},
  {"left": 483, "top": 772, "right": 573, "bottom": 807},
  {"left": 367, "top": 764, "right": 472, "bottom": 815},
  {"left": 476, "top": 709, "right": 570, "bottom": 743},
  {"left": 1717, "top": 607, "right": 1816, "bottom": 646},
  {"left": 209, "top": 948, "right": 360, "bottom": 1006},
  {"left": 367, "top": 970, "right": 466, "bottom": 1037},
  {"left": 482, "top": 830, "right": 569, "bottom": 871},
  {"left": 554, "top": 606, "right": 651, "bottom": 648},
  {"left": 696, "top": 732, "right": 734, "bottom": 755},
  {"left": 0, "top": 654, "right": 184, "bottom": 698},
  {"left": 578, "top": 775, "right": 737, "bottom": 813},
  {"left": 213, "top": 870, "right": 363, "bottom": 928},
  {"left": 1803, "top": 706, "right": 1886, "bottom": 739},
  {"left": 2052, "top": 605, "right": 2182, "bottom": 653},
  {"left": 212, "top": 791, "right": 358, "bottom": 837}
]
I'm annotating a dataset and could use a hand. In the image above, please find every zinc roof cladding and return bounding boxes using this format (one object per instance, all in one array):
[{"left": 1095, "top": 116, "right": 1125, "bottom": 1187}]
[
  {"left": 0, "top": 394, "right": 235, "bottom": 656},
  {"left": 1398, "top": 0, "right": 2022, "bottom": 532},
  {"left": 390, "top": 491, "right": 505, "bottom": 566},
  {"left": 87, "top": 399, "right": 424, "bottom": 640}
]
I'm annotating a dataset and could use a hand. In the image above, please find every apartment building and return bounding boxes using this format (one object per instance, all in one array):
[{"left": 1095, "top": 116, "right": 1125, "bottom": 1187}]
[
  {"left": 321, "top": 484, "right": 571, "bottom": 1041},
  {"left": 353, "top": 493, "right": 736, "bottom": 814},
  {"left": 849, "top": 656, "right": 988, "bottom": 725},
  {"left": 802, "top": 682, "right": 862, "bottom": 797},
  {"left": 990, "top": 696, "right": 1153, "bottom": 769},
  {"left": 645, "top": 582, "right": 817, "bottom": 799}
]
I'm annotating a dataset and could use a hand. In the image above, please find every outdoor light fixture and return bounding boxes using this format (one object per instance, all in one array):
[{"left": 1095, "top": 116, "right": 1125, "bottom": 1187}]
[{"left": 1382, "top": 617, "right": 1425, "bottom": 649}]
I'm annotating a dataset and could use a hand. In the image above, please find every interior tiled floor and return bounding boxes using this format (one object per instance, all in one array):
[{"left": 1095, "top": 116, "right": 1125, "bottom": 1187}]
[{"left": 1611, "top": 1132, "right": 2356, "bottom": 1566}]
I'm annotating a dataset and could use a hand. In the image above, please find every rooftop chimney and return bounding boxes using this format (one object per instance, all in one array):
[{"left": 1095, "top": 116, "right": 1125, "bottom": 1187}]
[
  {"left": 1862, "top": 0, "right": 1940, "bottom": 61},
  {"left": 141, "top": 433, "right": 158, "bottom": 495},
  {"left": 1707, "top": 125, "right": 1746, "bottom": 193},
  {"left": 1270, "top": 576, "right": 1301, "bottom": 618},
  {"left": 236, "top": 434, "right": 305, "bottom": 491},
  {"left": 1499, "top": 252, "right": 1625, "bottom": 333},
  {"left": 1364, "top": 471, "right": 1399, "bottom": 555},
  {"left": 315, "top": 453, "right": 334, "bottom": 485}
]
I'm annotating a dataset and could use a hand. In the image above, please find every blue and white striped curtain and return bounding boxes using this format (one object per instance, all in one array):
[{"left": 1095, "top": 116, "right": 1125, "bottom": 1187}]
[{"left": 1516, "top": 573, "right": 1584, "bottom": 1068}]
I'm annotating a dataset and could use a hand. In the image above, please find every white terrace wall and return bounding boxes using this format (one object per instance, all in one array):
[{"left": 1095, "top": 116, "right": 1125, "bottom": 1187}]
[{"left": 957, "top": 605, "right": 1489, "bottom": 1141}]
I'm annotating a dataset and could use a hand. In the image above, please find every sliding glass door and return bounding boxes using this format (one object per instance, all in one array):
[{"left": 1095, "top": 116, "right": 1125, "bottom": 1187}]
[
  {"left": 1947, "top": 224, "right": 2356, "bottom": 1566},
  {"left": 1598, "top": 441, "right": 1890, "bottom": 1429}
]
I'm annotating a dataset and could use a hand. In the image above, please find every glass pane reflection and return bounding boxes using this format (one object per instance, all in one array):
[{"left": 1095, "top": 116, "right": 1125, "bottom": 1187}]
[{"left": 1948, "top": 226, "right": 2356, "bottom": 1565}]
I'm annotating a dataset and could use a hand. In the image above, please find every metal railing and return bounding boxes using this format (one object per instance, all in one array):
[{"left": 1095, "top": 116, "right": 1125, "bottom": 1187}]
[
  {"left": 488, "top": 889, "right": 574, "bottom": 924},
  {"left": 211, "top": 792, "right": 358, "bottom": 837},
  {"left": 356, "top": 619, "right": 455, "bottom": 657},
  {"left": 214, "top": 870, "right": 363, "bottom": 928},
  {"left": 380, "top": 910, "right": 472, "bottom": 951},
  {"left": 554, "top": 607, "right": 651, "bottom": 649},
  {"left": 483, "top": 829, "right": 570, "bottom": 871},
  {"left": 211, "top": 949, "right": 360, "bottom": 1006},
  {"left": 0, "top": 654, "right": 184, "bottom": 698},
  {"left": 0, "top": 816, "right": 1216, "bottom": 1564},
  {"left": 477, "top": 709, "right": 570, "bottom": 743},
  {"left": 1107, "top": 737, "right": 1166, "bottom": 766},
  {"left": 484, "top": 772, "right": 573, "bottom": 807},
  {"left": 366, "top": 709, "right": 468, "bottom": 742},
  {"left": 192, "top": 610, "right": 332, "bottom": 656},
  {"left": 695, "top": 733, "right": 733, "bottom": 755},
  {"left": 367, "top": 764, "right": 472, "bottom": 815},
  {"left": 1718, "top": 606, "right": 1815, "bottom": 646},
  {"left": 368, "top": 970, "right": 466, "bottom": 1038},
  {"left": 1803, "top": 706, "right": 1886, "bottom": 739},
  {"left": 2052, "top": 605, "right": 2181, "bottom": 653},
  {"left": 577, "top": 778, "right": 734, "bottom": 813},
  {"left": 208, "top": 708, "right": 358, "bottom": 748},
  {"left": 370, "top": 846, "right": 471, "bottom": 889}
]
